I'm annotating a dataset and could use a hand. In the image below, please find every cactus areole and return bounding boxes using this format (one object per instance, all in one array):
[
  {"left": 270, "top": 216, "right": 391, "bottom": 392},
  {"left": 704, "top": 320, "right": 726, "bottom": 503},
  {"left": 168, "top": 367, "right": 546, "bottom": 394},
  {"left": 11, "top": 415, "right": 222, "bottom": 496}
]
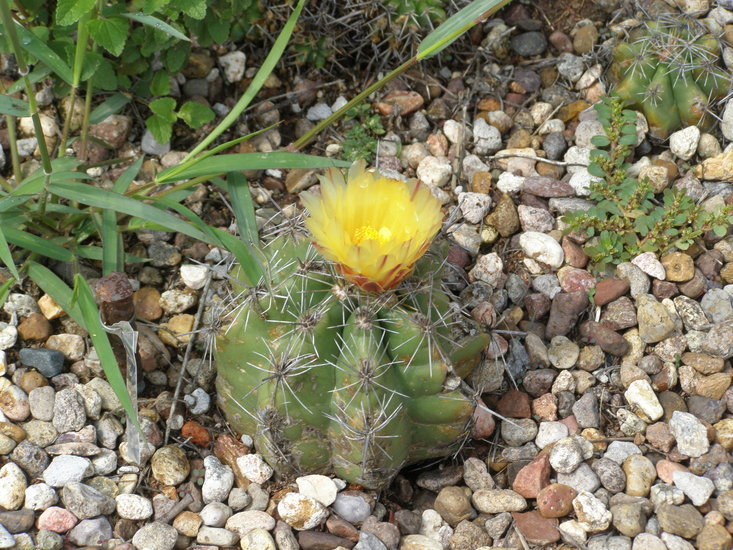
[
  {"left": 610, "top": 15, "right": 731, "bottom": 140},
  {"left": 215, "top": 161, "right": 490, "bottom": 489}
]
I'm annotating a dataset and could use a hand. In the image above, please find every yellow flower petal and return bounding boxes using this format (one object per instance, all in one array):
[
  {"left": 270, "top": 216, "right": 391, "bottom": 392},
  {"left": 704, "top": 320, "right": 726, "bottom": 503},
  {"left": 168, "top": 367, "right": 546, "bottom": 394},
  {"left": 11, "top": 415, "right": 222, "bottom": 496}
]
[{"left": 302, "top": 160, "right": 442, "bottom": 291}]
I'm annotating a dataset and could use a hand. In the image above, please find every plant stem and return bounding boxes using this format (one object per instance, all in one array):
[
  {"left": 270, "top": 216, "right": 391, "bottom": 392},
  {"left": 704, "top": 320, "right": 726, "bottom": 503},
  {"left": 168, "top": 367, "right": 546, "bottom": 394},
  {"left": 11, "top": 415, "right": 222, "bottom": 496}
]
[
  {"left": 290, "top": 57, "right": 418, "bottom": 151},
  {"left": 58, "top": 13, "right": 91, "bottom": 157}
]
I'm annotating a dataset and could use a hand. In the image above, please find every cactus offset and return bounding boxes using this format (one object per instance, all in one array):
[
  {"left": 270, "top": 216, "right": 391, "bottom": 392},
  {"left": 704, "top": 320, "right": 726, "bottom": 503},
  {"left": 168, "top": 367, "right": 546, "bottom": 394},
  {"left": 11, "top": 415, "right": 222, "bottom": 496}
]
[
  {"left": 610, "top": 15, "right": 730, "bottom": 139},
  {"left": 215, "top": 163, "right": 489, "bottom": 489}
]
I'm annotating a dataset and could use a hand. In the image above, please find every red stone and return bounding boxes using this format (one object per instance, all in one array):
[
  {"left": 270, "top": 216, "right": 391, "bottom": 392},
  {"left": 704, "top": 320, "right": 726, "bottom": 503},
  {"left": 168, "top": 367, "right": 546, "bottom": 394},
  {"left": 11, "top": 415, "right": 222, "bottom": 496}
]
[
  {"left": 537, "top": 483, "right": 577, "bottom": 518},
  {"left": 524, "top": 293, "right": 551, "bottom": 322},
  {"left": 579, "top": 321, "right": 629, "bottom": 357},
  {"left": 646, "top": 422, "right": 675, "bottom": 453},
  {"left": 594, "top": 278, "right": 630, "bottom": 306},
  {"left": 181, "top": 420, "right": 211, "bottom": 448},
  {"left": 496, "top": 390, "right": 532, "bottom": 419},
  {"left": 559, "top": 415, "right": 580, "bottom": 434},
  {"left": 373, "top": 90, "right": 424, "bottom": 116},
  {"left": 512, "top": 454, "right": 551, "bottom": 498},
  {"left": 512, "top": 511, "right": 561, "bottom": 545},
  {"left": 37, "top": 506, "right": 78, "bottom": 533},
  {"left": 558, "top": 268, "right": 596, "bottom": 293}
]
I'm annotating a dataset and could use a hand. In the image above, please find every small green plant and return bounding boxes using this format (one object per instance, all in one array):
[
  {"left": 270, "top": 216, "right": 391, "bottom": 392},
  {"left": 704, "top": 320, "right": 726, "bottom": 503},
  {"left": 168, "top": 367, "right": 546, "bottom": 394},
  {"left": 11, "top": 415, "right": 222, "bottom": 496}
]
[
  {"left": 563, "top": 97, "right": 733, "bottom": 273},
  {"left": 610, "top": 14, "right": 731, "bottom": 139},
  {"left": 340, "top": 104, "right": 386, "bottom": 162}
]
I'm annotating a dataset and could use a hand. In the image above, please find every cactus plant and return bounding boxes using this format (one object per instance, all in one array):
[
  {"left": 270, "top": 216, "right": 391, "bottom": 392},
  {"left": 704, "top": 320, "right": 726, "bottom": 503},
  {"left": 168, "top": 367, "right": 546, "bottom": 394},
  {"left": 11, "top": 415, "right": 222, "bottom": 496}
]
[
  {"left": 610, "top": 15, "right": 731, "bottom": 139},
  {"left": 215, "top": 162, "right": 490, "bottom": 489}
]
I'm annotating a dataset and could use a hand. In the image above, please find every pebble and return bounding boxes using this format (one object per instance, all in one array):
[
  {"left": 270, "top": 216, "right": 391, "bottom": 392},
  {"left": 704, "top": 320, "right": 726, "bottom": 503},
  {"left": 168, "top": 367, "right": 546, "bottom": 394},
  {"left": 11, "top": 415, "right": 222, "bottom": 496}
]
[
  {"left": 199, "top": 502, "right": 232, "bottom": 527},
  {"left": 669, "top": 411, "right": 709, "bottom": 457},
  {"left": 624, "top": 379, "right": 664, "bottom": 421},
  {"left": 434, "top": 486, "right": 475, "bottom": 526},
  {"left": 151, "top": 445, "right": 190, "bottom": 486},
  {"left": 42, "top": 455, "right": 93, "bottom": 487},
  {"left": 511, "top": 31, "right": 548, "bottom": 56},
  {"left": 672, "top": 470, "right": 715, "bottom": 506},
  {"left": 19, "top": 348, "right": 65, "bottom": 378},
  {"left": 202, "top": 455, "right": 234, "bottom": 503},
  {"left": 226, "top": 511, "right": 276, "bottom": 537},
  {"left": 68, "top": 517, "right": 112, "bottom": 546},
  {"left": 197, "top": 525, "right": 240, "bottom": 546},
  {"left": 37, "top": 506, "right": 78, "bottom": 533},
  {"left": 218, "top": 51, "right": 246, "bottom": 82},
  {"left": 0, "top": 463, "right": 26, "bottom": 511},
  {"left": 669, "top": 126, "right": 701, "bottom": 160},
  {"left": 549, "top": 436, "right": 593, "bottom": 473},
  {"left": 623, "top": 455, "right": 656, "bottom": 496},
  {"left": 536, "top": 421, "right": 569, "bottom": 448},
  {"left": 573, "top": 491, "right": 612, "bottom": 532},
  {"left": 0, "top": 385, "right": 29, "bottom": 421},
  {"left": 241, "top": 528, "right": 277, "bottom": 550},
  {"left": 0, "top": 526, "right": 12, "bottom": 549},
  {"left": 592, "top": 457, "right": 626, "bottom": 493},
  {"left": 501, "top": 417, "right": 538, "bottom": 446},
  {"left": 131, "top": 521, "right": 178, "bottom": 550},
  {"left": 61, "top": 482, "right": 116, "bottom": 519},
  {"left": 51, "top": 387, "right": 86, "bottom": 432},
  {"left": 237, "top": 453, "right": 274, "bottom": 485},
  {"left": 471, "top": 489, "right": 527, "bottom": 513},
  {"left": 141, "top": 129, "right": 171, "bottom": 156},
  {"left": 278, "top": 492, "right": 329, "bottom": 530},
  {"left": 116, "top": 493, "right": 154, "bottom": 520},
  {"left": 292, "top": 474, "right": 337, "bottom": 507},
  {"left": 399, "top": 534, "right": 443, "bottom": 550},
  {"left": 417, "top": 156, "right": 452, "bottom": 187},
  {"left": 657, "top": 504, "right": 704, "bottom": 538},
  {"left": 24, "top": 482, "right": 58, "bottom": 510},
  {"left": 537, "top": 483, "right": 576, "bottom": 518},
  {"left": 458, "top": 192, "right": 492, "bottom": 224},
  {"left": 332, "top": 492, "right": 372, "bottom": 523},
  {"left": 557, "top": 462, "right": 601, "bottom": 493},
  {"left": 519, "top": 232, "right": 564, "bottom": 268}
]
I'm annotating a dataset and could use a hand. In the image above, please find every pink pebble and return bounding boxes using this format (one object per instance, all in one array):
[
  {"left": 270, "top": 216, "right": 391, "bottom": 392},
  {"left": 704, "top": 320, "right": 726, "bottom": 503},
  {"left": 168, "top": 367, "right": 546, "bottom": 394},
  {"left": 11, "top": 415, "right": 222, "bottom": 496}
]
[
  {"left": 37, "top": 506, "right": 78, "bottom": 533},
  {"left": 656, "top": 459, "right": 688, "bottom": 484}
]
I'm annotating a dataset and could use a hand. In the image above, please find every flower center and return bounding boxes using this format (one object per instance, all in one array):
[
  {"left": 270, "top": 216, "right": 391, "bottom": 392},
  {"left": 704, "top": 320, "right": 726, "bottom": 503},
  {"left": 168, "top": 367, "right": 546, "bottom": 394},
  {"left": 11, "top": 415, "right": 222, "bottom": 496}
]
[{"left": 353, "top": 225, "right": 393, "bottom": 245}]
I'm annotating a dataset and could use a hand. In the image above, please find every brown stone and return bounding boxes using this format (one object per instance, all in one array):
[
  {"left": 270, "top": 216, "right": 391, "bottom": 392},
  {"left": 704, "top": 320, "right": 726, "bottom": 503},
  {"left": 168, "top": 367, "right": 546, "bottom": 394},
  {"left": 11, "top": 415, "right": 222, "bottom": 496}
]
[
  {"left": 17, "top": 313, "right": 52, "bottom": 341},
  {"left": 133, "top": 287, "right": 163, "bottom": 322},
  {"left": 679, "top": 269, "right": 707, "bottom": 298},
  {"left": 682, "top": 352, "right": 725, "bottom": 375},
  {"left": 579, "top": 321, "right": 629, "bottom": 356},
  {"left": 546, "top": 291, "right": 588, "bottom": 340},
  {"left": 374, "top": 90, "right": 424, "bottom": 117},
  {"left": 562, "top": 237, "right": 588, "bottom": 268},
  {"left": 696, "top": 373, "right": 732, "bottom": 400},
  {"left": 512, "top": 511, "right": 560, "bottom": 544},
  {"left": 697, "top": 524, "right": 733, "bottom": 550},
  {"left": 485, "top": 193, "right": 520, "bottom": 238},
  {"left": 600, "top": 297, "right": 637, "bottom": 330},
  {"left": 656, "top": 460, "right": 688, "bottom": 484},
  {"left": 594, "top": 278, "right": 630, "bottom": 306},
  {"left": 536, "top": 484, "right": 577, "bottom": 518},
  {"left": 213, "top": 434, "right": 251, "bottom": 489},
  {"left": 522, "top": 177, "right": 574, "bottom": 197},
  {"left": 18, "top": 371, "right": 48, "bottom": 394},
  {"left": 496, "top": 390, "right": 532, "bottom": 419},
  {"left": 652, "top": 279, "right": 678, "bottom": 300},
  {"left": 512, "top": 454, "right": 551, "bottom": 499},
  {"left": 524, "top": 293, "right": 551, "bottom": 322},
  {"left": 326, "top": 515, "right": 359, "bottom": 542},
  {"left": 557, "top": 267, "right": 595, "bottom": 293},
  {"left": 557, "top": 100, "right": 590, "bottom": 123},
  {"left": 645, "top": 422, "right": 676, "bottom": 452}
]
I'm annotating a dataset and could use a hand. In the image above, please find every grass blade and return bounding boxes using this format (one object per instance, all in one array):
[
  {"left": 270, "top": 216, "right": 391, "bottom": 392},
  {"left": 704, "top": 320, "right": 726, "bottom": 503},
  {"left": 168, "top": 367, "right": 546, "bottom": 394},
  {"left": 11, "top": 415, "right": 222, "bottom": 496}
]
[
  {"left": 73, "top": 273, "right": 141, "bottom": 433},
  {"left": 417, "top": 0, "right": 512, "bottom": 60},
  {"left": 122, "top": 13, "right": 190, "bottom": 41},
  {"left": 89, "top": 93, "right": 132, "bottom": 124},
  {"left": 0, "top": 227, "right": 19, "bottom": 280},
  {"left": 156, "top": 153, "right": 348, "bottom": 184},
  {"left": 176, "top": 0, "right": 306, "bottom": 165},
  {"left": 15, "top": 24, "right": 73, "bottom": 84},
  {"left": 48, "top": 181, "right": 210, "bottom": 243},
  {"left": 0, "top": 95, "right": 29, "bottom": 117},
  {"left": 2, "top": 227, "right": 73, "bottom": 261},
  {"left": 213, "top": 173, "right": 259, "bottom": 245}
]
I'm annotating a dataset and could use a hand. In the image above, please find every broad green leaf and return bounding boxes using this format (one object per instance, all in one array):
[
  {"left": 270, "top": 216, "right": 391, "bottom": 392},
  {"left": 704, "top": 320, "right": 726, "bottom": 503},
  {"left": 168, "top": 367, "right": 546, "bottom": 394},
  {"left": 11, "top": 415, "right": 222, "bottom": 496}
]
[
  {"left": 156, "top": 153, "right": 349, "bottom": 184},
  {"left": 178, "top": 101, "right": 214, "bottom": 129},
  {"left": 618, "top": 134, "right": 637, "bottom": 146},
  {"left": 143, "top": 0, "right": 172, "bottom": 13},
  {"left": 56, "top": 0, "right": 95, "bottom": 26},
  {"left": 88, "top": 16, "right": 129, "bottom": 56},
  {"left": 145, "top": 114, "right": 173, "bottom": 144},
  {"left": 177, "top": 0, "right": 206, "bottom": 19},
  {"left": 48, "top": 181, "right": 210, "bottom": 243},
  {"left": 122, "top": 12, "right": 190, "bottom": 41},
  {"left": 590, "top": 135, "right": 610, "bottom": 148},
  {"left": 149, "top": 97, "right": 177, "bottom": 121},
  {"left": 417, "top": 0, "right": 512, "bottom": 60},
  {"left": 0, "top": 227, "right": 19, "bottom": 280},
  {"left": 15, "top": 24, "right": 73, "bottom": 84},
  {"left": 149, "top": 71, "right": 170, "bottom": 96},
  {"left": 89, "top": 93, "right": 131, "bottom": 124},
  {"left": 0, "top": 95, "right": 29, "bottom": 117}
]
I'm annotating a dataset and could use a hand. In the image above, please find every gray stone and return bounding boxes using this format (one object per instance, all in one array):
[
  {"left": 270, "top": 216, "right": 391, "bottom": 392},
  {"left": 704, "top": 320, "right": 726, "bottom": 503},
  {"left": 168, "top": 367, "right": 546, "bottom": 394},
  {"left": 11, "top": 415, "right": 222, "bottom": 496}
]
[
  {"left": 68, "top": 517, "right": 112, "bottom": 546},
  {"left": 42, "top": 455, "right": 93, "bottom": 487},
  {"left": 669, "top": 411, "right": 709, "bottom": 457},
  {"left": 573, "top": 392, "right": 599, "bottom": 427},
  {"left": 141, "top": 129, "right": 171, "bottom": 156},
  {"left": 61, "top": 482, "right": 116, "bottom": 519},
  {"left": 19, "top": 348, "right": 65, "bottom": 378},
  {"left": 592, "top": 458, "right": 626, "bottom": 493},
  {"left": 558, "top": 463, "right": 601, "bottom": 493},
  {"left": 131, "top": 521, "right": 178, "bottom": 550},
  {"left": 51, "top": 388, "right": 86, "bottom": 432},
  {"left": 332, "top": 492, "right": 371, "bottom": 523}
]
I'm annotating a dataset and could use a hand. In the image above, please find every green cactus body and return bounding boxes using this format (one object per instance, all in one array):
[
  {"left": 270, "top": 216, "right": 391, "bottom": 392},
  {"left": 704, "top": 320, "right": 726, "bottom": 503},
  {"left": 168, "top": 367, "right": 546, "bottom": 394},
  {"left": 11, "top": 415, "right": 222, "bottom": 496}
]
[
  {"left": 610, "top": 17, "right": 730, "bottom": 139},
  {"left": 215, "top": 227, "right": 488, "bottom": 489}
]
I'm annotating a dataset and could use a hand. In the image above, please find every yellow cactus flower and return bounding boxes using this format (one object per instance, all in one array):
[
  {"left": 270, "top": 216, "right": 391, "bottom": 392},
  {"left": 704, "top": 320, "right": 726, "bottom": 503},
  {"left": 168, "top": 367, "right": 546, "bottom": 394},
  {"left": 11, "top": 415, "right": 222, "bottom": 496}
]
[{"left": 302, "top": 161, "right": 443, "bottom": 292}]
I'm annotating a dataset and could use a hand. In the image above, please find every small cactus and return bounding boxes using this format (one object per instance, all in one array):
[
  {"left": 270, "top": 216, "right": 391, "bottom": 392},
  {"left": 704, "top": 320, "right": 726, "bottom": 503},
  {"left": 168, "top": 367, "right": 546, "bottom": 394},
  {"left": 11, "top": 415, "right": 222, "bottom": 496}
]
[
  {"left": 610, "top": 15, "right": 730, "bottom": 139},
  {"left": 215, "top": 162, "right": 489, "bottom": 489}
]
